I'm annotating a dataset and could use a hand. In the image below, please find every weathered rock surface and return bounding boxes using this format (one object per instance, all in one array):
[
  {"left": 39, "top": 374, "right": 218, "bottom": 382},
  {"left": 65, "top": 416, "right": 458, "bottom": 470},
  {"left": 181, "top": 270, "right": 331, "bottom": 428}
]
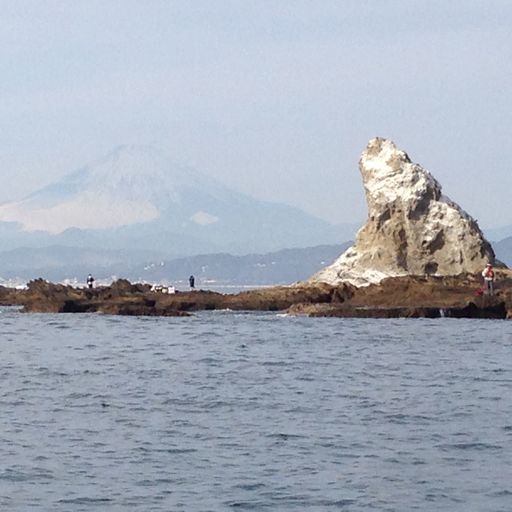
[{"left": 311, "top": 138, "right": 496, "bottom": 287}]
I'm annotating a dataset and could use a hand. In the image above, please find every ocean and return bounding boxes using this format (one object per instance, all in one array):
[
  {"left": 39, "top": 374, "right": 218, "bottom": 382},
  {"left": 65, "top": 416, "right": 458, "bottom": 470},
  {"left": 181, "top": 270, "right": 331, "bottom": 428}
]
[{"left": 1, "top": 307, "right": 512, "bottom": 511}]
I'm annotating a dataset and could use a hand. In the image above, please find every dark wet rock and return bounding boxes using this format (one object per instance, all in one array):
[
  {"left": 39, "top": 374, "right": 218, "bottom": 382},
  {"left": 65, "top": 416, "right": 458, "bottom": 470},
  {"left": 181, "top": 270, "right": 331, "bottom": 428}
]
[
  {"left": 102, "top": 279, "right": 151, "bottom": 298},
  {"left": 9, "top": 279, "right": 190, "bottom": 316},
  {"left": 222, "top": 283, "right": 353, "bottom": 311},
  {"left": 289, "top": 272, "right": 511, "bottom": 319},
  {"left": 0, "top": 285, "right": 18, "bottom": 305},
  {"left": 21, "top": 279, "right": 85, "bottom": 313},
  {"left": 288, "top": 301, "right": 507, "bottom": 320}
]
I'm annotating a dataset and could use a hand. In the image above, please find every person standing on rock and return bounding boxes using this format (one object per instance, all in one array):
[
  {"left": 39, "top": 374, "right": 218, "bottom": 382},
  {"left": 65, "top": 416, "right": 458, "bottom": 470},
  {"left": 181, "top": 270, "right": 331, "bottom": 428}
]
[
  {"left": 189, "top": 275, "right": 195, "bottom": 290},
  {"left": 482, "top": 263, "right": 495, "bottom": 295},
  {"left": 87, "top": 274, "right": 95, "bottom": 289}
]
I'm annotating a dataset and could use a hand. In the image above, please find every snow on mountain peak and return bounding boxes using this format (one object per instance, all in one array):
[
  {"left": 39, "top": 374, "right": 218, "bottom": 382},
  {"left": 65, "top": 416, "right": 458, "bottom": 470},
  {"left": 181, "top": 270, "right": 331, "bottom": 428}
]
[
  {"left": 0, "top": 145, "right": 226, "bottom": 233},
  {"left": 0, "top": 145, "right": 341, "bottom": 254},
  {"left": 79, "top": 145, "right": 199, "bottom": 201}
]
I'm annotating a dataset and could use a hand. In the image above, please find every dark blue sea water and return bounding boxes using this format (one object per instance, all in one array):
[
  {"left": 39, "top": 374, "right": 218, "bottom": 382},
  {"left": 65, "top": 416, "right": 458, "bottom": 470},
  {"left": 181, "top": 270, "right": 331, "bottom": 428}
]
[{"left": 1, "top": 307, "right": 512, "bottom": 511}]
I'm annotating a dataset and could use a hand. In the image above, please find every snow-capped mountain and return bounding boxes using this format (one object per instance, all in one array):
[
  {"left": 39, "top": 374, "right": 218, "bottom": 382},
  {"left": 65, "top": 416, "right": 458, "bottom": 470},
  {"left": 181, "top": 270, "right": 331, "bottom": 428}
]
[
  {"left": 0, "top": 145, "right": 354, "bottom": 255},
  {"left": 0, "top": 145, "right": 241, "bottom": 233}
]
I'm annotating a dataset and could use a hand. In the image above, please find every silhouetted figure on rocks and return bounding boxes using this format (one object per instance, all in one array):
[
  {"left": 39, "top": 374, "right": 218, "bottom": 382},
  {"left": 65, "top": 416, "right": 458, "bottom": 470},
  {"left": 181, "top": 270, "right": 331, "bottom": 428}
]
[
  {"left": 87, "top": 274, "right": 95, "bottom": 289},
  {"left": 189, "top": 275, "right": 195, "bottom": 290}
]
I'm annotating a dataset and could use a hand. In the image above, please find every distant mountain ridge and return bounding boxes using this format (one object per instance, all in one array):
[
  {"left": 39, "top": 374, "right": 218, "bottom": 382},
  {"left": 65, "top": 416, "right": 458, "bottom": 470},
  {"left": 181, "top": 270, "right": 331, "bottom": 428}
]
[
  {"left": 0, "top": 145, "right": 235, "bottom": 233},
  {"left": 130, "top": 243, "right": 353, "bottom": 286},
  {"left": 0, "top": 145, "right": 357, "bottom": 255},
  {"left": 0, "top": 243, "right": 352, "bottom": 286},
  {"left": 0, "top": 245, "right": 166, "bottom": 283},
  {"left": 484, "top": 225, "right": 512, "bottom": 243},
  {"left": 494, "top": 237, "right": 512, "bottom": 267}
]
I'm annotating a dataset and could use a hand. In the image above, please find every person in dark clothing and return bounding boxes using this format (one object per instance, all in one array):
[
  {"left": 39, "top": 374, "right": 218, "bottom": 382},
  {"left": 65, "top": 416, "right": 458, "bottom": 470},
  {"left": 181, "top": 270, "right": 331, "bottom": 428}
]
[
  {"left": 87, "top": 274, "right": 95, "bottom": 289},
  {"left": 189, "top": 275, "right": 195, "bottom": 290}
]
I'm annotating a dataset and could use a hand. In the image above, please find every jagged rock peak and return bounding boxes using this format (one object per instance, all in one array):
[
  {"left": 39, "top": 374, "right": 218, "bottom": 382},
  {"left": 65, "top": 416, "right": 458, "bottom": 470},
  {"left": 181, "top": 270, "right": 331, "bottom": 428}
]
[{"left": 311, "top": 138, "right": 497, "bottom": 287}]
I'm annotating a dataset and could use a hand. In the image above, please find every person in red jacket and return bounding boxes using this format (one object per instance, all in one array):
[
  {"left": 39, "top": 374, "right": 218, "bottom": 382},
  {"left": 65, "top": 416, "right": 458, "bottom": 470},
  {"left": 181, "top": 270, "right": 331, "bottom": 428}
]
[{"left": 481, "top": 263, "right": 495, "bottom": 295}]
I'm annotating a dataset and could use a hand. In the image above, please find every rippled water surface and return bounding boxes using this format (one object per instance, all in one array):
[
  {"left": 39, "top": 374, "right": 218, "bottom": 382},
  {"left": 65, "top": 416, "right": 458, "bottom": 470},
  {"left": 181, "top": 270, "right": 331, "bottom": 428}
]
[{"left": 1, "top": 308, "right": 512, "bottom": 511}]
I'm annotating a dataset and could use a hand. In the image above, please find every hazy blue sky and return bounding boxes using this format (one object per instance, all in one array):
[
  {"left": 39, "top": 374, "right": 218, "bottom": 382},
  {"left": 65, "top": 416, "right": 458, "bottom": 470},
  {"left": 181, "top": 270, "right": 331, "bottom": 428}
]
[{"left": 2, "top": 0, "right": 511, "bottom": 228}]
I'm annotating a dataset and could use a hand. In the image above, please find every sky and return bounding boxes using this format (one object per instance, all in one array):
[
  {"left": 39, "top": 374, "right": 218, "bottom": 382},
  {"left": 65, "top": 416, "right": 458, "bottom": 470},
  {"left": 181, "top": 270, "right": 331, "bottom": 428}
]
[{"left": 1, "top": 0, "right": 512, "bottom": 229}]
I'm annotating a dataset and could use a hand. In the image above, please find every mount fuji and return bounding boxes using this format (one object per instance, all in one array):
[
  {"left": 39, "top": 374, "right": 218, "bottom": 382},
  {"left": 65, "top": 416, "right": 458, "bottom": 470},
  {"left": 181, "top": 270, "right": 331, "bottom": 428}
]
[{"left": 0, "top": 146, "right": 354, "bottom": 276}]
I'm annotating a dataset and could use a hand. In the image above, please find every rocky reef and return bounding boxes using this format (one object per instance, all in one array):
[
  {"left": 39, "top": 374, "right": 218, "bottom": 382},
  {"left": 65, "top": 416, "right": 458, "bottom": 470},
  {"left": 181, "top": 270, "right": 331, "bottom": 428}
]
[
  {"left": 1, "top": 272, "right": 512, "bottom": 320},
  {"left": 0, "top": 279, "right": 350, "bottom": 317},
  {"left": 291, "top": 272, "right": 511, "bottom": 319},
  {"left": 311, "top": 138, "right": 496, "bottom": 287}
]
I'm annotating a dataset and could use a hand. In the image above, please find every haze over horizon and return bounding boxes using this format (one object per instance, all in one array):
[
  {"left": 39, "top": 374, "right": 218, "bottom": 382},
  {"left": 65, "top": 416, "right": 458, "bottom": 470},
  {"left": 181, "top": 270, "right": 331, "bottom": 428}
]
[{"left": 2, "top": 0, "right": 512, "bottom": 229}]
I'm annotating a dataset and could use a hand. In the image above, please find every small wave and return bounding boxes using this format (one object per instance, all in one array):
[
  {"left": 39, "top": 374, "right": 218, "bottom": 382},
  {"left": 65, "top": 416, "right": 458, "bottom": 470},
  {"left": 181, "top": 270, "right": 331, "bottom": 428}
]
[
  {"left": 58, "top": 497, "right": 112, "bottom": 504},
  {"left": 65, "top": 392, "right": 92, "bottom": 399},
  {"left": 313, "top": 498, "right": 356, "bottom": 507},
  {"left": 385, "top": 413, "right": 433, "bottom": 424},
  {"left": 227, "top": 500, "right": 268, "bottom": 509},
  {"left": 439, "top": 442, "right": 502, "bottom": 451},
  {"left": 487, "top": 489, "right": 512, "bottom": 497},
  {"left": 266, "top": 432, "right": 306, "bottom": 440},
  {"left": 160, "top": 448, "right": 198, "bottom": 454},
  {"left": 196, "top": 357, "right": 222, "bottom": 364},
  {"left": 0, "top": 470, "right": 29, "bottom": 482},
  {"left": 0, "top": 469, "right": 53, "bottom": 482},
  {"left": 233, "top": 482, "right": 265, "bottom": 491},
  {"left": 260, "top": 361, "right": 289, "bottom": 367},
  {"left": 137, "top": 446, "right": 198, "bottom": 455},
  {"left": 136, "top": 478, "right": 175, "bottom": 486}
]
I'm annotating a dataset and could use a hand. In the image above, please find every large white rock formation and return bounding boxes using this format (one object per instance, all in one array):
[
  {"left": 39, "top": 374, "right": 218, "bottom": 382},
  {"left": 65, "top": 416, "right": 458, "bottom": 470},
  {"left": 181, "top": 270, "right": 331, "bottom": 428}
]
[{"left": 311, "top": 138, "right": 496, "bottom": 287}]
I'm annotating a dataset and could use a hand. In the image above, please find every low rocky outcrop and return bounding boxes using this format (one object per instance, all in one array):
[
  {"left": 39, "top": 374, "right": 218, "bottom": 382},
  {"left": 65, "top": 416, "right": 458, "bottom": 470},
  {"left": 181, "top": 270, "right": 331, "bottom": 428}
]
[
  {"left": 290, "top": 273, "right": 511, "bottom": 319},
  {"left": 311, "top": 138, "right": 497, "bottom": 287},
  {"left": 2, "top": 279, "right": 352, "bottom": 317},
  {"left": 221, "top": 283, "right": 353, "bottom": 311},
  {"left": 15, "top": 279, "right": 190, "bottom": 316},
  {"left": 2, "top": 274, "right": 511, "bottom": 320},
  {"left": 288, "top": 302, "right": 507, "bottom": 319}
]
